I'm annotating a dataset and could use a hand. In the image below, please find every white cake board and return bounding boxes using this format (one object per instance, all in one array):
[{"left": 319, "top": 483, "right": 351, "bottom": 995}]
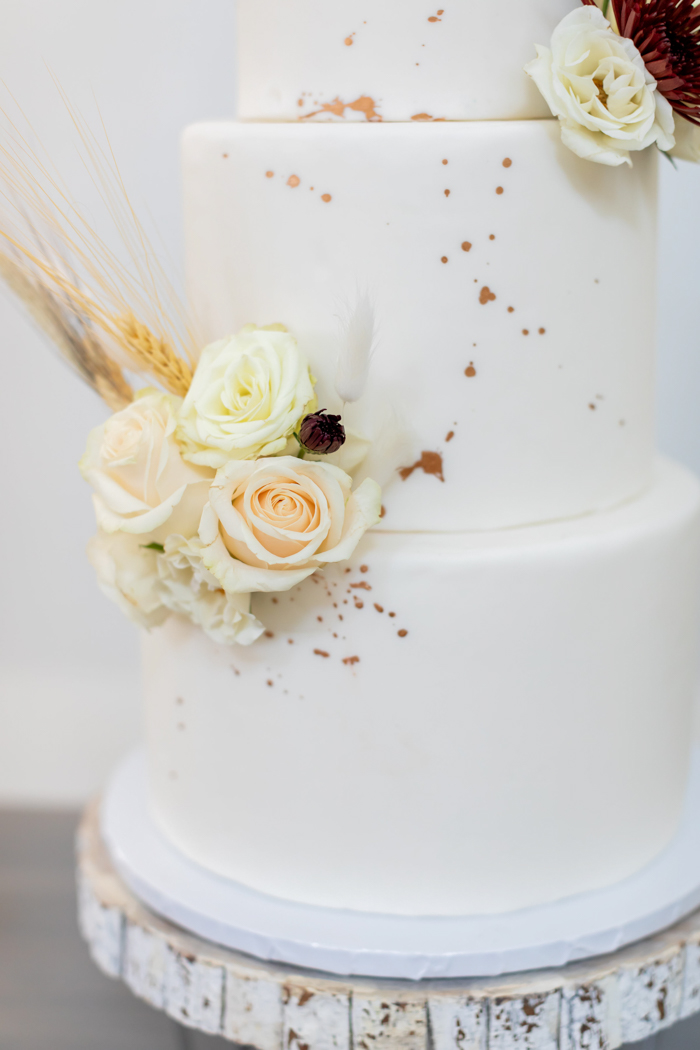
[{"left": 101, "top": 747, "right": 700, "bottom": 981}]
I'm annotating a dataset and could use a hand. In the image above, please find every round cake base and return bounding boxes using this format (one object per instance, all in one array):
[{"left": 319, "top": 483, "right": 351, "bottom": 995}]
[
  {"left": 80, "top": 792, "right": 700, "bottom": 1049},
  {"left": 101, "top": 748, "right": 700, "bottom": 982}
]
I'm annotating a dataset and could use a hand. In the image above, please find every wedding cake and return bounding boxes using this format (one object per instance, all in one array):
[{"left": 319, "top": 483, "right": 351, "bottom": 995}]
[{"left": 137, "top": 0, "right": 700, "bottom": 920}]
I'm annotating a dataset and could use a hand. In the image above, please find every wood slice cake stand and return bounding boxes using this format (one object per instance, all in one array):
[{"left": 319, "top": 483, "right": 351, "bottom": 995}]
[{"left": 77, "top": 800, "right": 700, "bottom": 1050}]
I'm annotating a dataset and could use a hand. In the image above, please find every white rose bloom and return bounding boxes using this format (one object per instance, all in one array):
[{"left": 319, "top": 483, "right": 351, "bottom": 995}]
[
  {"left": 525, "top": 7, "right": 675, "bottom": 167},
  {"left": 87, "top": 530, "right": 168, "bottom": 629},
  {"left": 80, "top": 390, "right": 213, "bottom": 538},
  {"left": 195, "top": 456, "right": 382, "bottom": 594},
  {"left": 157, "top": 536, "right": 264, "bottom": 646},
  {"left": 177, "top": 326, "right": 316, "bottom": 469},
  {"left": 670, "top": 115, "right": 700, "bottom": 162}
]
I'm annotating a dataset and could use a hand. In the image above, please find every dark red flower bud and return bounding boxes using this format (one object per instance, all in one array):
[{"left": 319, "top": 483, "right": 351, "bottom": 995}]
[{"left": 298, "top": 410, "right": 346, "bottom": 454}]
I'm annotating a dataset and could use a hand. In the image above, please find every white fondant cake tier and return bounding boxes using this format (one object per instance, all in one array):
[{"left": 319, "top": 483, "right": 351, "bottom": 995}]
[
  {"left": 183, "top": 119, "right": 658, "bottom": 532},
  {"left": 144, "top": 458, "right": 700, "bottom": 918},
  {"left": 236, "top": 0, "right": 577, "bottom": 123}
]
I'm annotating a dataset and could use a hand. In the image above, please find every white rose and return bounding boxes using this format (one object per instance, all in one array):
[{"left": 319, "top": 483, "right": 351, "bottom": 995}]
[
  {"left": 87, "top": 530, "right": 167, "bottom": 629},
  {"left": 525, "top": 7, "right": 675, "bottom": 166},
  {"left": 177, "top": 325, "right": 316, "bottom": 468},
  {"left": 80, "top": 390, "right": 213, "bottom": 538},
  {"left": 156, "top": 536, "right": 264, "bottom": 646},
  {"left": 195, "top": 456, "right": 382, "bottom": 594},
  {"left": 670, "top": 115, "right": 700, "bottom": 162}
]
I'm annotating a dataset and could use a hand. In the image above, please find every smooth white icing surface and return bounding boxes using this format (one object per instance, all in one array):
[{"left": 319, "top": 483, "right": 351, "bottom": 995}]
[
  {"left": 183, "top": 119, "right": 658, "bottom": 531},
  {"left": 144, "top": 459, "right": 700, "bottom": 917},
  {"left": 236, "top": 0, "right": 577, "bottom": 123}
]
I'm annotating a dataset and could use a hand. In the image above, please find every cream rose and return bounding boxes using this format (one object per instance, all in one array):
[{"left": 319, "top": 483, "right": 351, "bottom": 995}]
[
  {"left": 80, "top": 390, "right": 213, "bottom": 538},
  {"left": 177, "top": 325, "right": 316, "bottom": 468},
  {"left": 87, "top": 530, "right": 167, "bottom": 629},
  {"left": 156, "top": 536, "right": 263, "bottom": 645},
  {"left": 526, "top": 7, "right": 675, "bottom": 166},
  {"left": 195, "top": 456, "right": 382, "bottom": 593}
]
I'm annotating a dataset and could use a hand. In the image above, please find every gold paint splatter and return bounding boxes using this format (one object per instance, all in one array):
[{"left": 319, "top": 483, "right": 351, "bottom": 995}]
[
  {"left": 398, "top": 629, "right": 409, "bottom": 638},
  {"left": 462, "top": 241, "right": 472, "bottom": 252},
  {"left": 344, "top": 34, "right": 355, "bottom": 45},
  {"left": 314, "top": 649, "right": 330, "bottom": 657},
  {"left": 444, "top": 189, "right": 451, "bottom": 197},
  {"left": 489, "top": 234, "right": 495, "bottom": 241},
  {"left": 301, "top": 95, "right": 382, "bottom": 122},
  {"left": 321, "top": 193, "right": 332, "bottom": 202},
  {"left": 522, "top": 329, "right": 529, "bottom": 336},
  {"left": 360, "top": 565, "right": 369, "bottom": 573},
  {"left": 399, "top": 451, "right": 445, "bottom": 482},
  {"left": 222, "top": 153, "right": 229, "bottom": 159},
  {"left": 496, "top": 186, "right": 504, "bottom": 195},
  {"left": 389, "top": 612, "right": 396, "bottom": 618},
  {"left": 465, "top": 362, "right": 476, "bottom": 377},
  {"left": 479, "top": 286, "right": 496, "bottom": 304},
  {"left": 503, "top": 157, "right": 512, "bottom": 168},
  {"left": 442, "top": 158, "right": 448, "bottom": 165},
  {"left": 343, "top": 655, "right": 360, "bottom": 665},
  {"left": 265, "top": 170, "right": 274, "bottom": 178},
  {"left": 445, "top": 430, "right": 455, "bottom": 442},
  {"left": 287, "top": 175, "right": 301, "bottom": 188},
  {"left": 539, "top": 327, "right": 546, "bottom": 334},
  {"left": 411, "top": 112, "right": 435, "bottom": 121},
  {"left": 441, "top": 256, "right": 448, "bottom": 264},
  {"left": 374, "top": 604, "right": 384, "bottom": 613},
  {"left": 507, "top": 306, "right": 515, "bottom": 313}
]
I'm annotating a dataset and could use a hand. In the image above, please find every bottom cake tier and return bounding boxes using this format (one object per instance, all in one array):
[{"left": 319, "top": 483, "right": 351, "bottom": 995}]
[{"left": 143, "top": 457, "right": 700, "bottom": 918}]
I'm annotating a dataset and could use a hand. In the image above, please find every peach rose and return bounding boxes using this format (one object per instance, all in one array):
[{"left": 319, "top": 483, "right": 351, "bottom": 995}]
[{"left": 195, "top": 456, "right": 382, "bottom": 593}]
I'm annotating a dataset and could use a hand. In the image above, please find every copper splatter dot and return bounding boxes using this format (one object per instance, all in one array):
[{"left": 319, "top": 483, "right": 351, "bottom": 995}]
[
  {"left": 267, "top": 680, "right": 274, "bottom": 687},
  {"left": 502, "top": 157, "right": 512, "bottom": 168},
  {"left": 374, "top": 604, "right": 384, "bottom": 613},
  {"left": 445, "top": 430, "right": 455, "bottom": 442},
  {"left": 444, "top": 189, "right": 451, "bottom": 197},
  {"left": 522, "top": 329, "right": 529, "bottom": 336},
  {"left": 465, "top": 362, "right": 476, "bottom": 378},
  {"left": 360, "top": 565, "right": 369, "bottom": 573},
  {"left": 321, "top": 193, "right": 332, "bottom": 202},
  {"left": 589, "top": 403, "right": 596, "bottom": 411},
  {"left": 380, "top": 505, "right": 386, "bottom": 518},
  {"left": 223, "top": 153, "right": 229, "bottom": 159},
  {"left": 489, "top": 234, "right": 495, "bottom": 241},
  {"left": 317, "top": 616, "right": 323, "bottom": 622},
  {"left": 272, "top": 597, "right": 278, "bottom": 603},
  {"left": 398, "top": 629, "right": 408, "bottom": 638},
  {"left": 441, "top": 256, "right": 448, "bottom": 264},
  {"left": 507, "top": 306, "right": 515, "bottom": 313},
  {"left": 343, "top": 656, "right": 360, "bottom": 666},
  {"left": 479, "top": 286, "right": 496, "bottom": 304},
  {"left": 344, "top": 35, "right": 354, "bottom": 45},
  {"left": 265, "top": 170, "right": 274, "bottom": 178},
  {"left": 264, "top": 630, "right": 274, "bottom": 638},
  {"left": 461, "top": 241, "right": 472, "bottom": 252},
  {"left": 389, "top": 612, "right": 396, "bottom": 618},
  {"left": 354, "top": 601, "right": 364, "bottom": 609},
  {"left": 287, "top": 175, "right": 301, "bottom": 188},
  {"left": 314, "top": 649, "right": 330, "bottom": 658},
  {"left": 442, "top": 158, "right": 448, "bottom": 165},
  {"left": 496, "top": 186, "right": 504, "bottom": 195},
  {"left": 288, "top": 639, "right": 294, "bottom": 644}
]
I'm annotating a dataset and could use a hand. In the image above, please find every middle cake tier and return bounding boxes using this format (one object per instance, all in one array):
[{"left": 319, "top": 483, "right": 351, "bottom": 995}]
[{"left": 183, "top": 119, "right": 658, "bottom": 532}]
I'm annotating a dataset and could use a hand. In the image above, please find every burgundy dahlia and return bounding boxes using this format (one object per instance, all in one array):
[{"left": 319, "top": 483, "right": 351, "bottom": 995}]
[
  {"left": 298, "top": 410, "right": 346, "bottom": 454},
  {"left": 583, "top": 0, "right": 700, "bottom": 125}
]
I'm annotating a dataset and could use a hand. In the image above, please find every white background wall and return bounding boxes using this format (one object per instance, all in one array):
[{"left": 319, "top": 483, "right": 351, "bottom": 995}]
[{"left": 0, "top": 2, "right": 698, "bottom": 806}]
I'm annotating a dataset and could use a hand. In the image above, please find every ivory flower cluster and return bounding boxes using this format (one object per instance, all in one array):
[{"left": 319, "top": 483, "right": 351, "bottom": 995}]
[
  {"left": 526, "top": 6, "right": 677, "bottom": 167},
  {"left": 80, "top": 326, "right": 382, "bottom": 645}
]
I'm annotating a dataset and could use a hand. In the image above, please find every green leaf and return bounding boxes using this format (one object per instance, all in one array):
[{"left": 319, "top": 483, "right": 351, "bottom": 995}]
[
  {"left": 658, "top": 148, "right": 678, "bottom": 169},
  {"left": 140, "top": 541, "right": 165, "bottom": 552}
]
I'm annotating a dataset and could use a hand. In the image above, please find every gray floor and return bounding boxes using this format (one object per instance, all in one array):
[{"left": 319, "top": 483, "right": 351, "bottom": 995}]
[{"left": 1, "top": 812, "right": 700, "bottom": 1050}]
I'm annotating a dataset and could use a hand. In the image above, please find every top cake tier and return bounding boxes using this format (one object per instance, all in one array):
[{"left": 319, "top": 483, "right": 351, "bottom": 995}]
[{"left": 236, "top": 0, "right": 577, "bottom": 123}]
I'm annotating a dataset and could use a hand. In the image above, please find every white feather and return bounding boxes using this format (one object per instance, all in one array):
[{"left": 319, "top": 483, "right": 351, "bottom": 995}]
[{"left": 334, "top": 289, "right": 377, "bottom": 403}]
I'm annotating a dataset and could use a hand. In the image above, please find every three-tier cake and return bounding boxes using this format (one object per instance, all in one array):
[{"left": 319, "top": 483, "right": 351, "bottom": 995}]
[{"left": 138, "top": 0, "right": 700, "bottom": 922}]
